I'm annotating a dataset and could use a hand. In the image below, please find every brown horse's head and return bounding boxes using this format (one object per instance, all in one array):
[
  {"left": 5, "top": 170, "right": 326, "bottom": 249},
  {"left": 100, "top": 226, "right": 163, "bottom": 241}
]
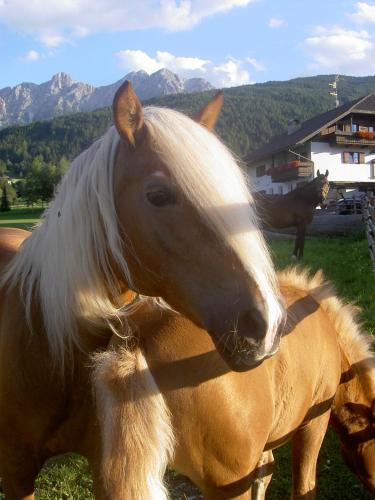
[
  {"left": 315, "top": 169, "right": 330, "bottom": 205},
  {"left": 112, "top": 82, "right": 285, "bottom": 371},
  {"left": 334, "top": 401, "right": 375, "bottom": 495}
]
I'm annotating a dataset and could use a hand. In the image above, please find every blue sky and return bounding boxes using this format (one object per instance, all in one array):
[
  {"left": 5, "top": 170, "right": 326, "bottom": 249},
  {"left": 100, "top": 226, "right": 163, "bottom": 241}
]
[{"left": 1, "top": 0, "right": 375, "bottom": 89}]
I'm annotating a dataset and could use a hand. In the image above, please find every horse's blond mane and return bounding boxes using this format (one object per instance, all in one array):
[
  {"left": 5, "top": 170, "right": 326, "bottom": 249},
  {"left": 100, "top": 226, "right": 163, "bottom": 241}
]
[
  {"left": 1, "top": 106, "right": 282, "bottom": 368},
  {"left": 278, "top": 267, "right": 375, "bottom": 401},
  {"left": 1, "top": 127, "right": 130, "bottom": 366},
  {"left": 93, "top": 346, "right": 174, "bottom": 499}
]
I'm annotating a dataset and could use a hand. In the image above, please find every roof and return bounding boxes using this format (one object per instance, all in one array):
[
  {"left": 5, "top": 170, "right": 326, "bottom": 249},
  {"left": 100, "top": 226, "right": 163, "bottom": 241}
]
[{"left": 246, "top": 94, "right": 375, "bottom": 164}]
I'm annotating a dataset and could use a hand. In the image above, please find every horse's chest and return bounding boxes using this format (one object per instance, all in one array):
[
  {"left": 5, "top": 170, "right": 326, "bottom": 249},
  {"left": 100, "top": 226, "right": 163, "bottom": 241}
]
[{"left": 267, "top": 359, "right": 315, "bottom": 446}]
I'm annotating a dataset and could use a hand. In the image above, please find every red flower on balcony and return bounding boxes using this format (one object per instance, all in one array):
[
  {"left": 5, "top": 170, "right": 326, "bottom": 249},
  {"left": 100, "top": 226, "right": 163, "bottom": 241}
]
[
  {"left": 355, "top": 130, "right": 375, "bottom": 140},
  {"left": 266, "top": 161, "right": 302, "bottom": 175}
]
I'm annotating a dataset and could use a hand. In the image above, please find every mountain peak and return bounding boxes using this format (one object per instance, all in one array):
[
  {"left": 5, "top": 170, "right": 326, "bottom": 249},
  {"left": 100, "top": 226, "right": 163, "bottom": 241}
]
[
  {"left": 0, "top": 69, "right": 214, "bottom": 127},
  {"left": 50, "top": 72, "right": 74, "bottom": 88},
  {"left": 154, "top": 68, "right": 174, "bottom": 76}
]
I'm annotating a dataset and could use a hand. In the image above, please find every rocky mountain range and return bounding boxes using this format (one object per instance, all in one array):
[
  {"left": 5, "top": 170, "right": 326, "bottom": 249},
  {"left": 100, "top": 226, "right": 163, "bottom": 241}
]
[{"left": 0, "top": 69, "right": 214, "bottom": 128}]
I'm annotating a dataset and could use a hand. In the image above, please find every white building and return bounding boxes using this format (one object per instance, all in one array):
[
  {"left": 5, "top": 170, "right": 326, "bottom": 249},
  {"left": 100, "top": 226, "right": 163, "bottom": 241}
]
[{"left": 246, "top": 94, "right": 375, "bottom": 197}]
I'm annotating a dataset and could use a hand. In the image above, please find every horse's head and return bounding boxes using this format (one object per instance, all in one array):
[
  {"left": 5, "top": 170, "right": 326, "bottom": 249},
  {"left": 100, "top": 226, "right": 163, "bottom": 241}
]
[
  {"left": 334, "top": 401, "right": 375, "bottom": 495},
  {"left": 316, "top": 169, "right": 330, "bottom": 204},
  {"left": 112, "top": 82, "right": 285, "bottom": 371}
]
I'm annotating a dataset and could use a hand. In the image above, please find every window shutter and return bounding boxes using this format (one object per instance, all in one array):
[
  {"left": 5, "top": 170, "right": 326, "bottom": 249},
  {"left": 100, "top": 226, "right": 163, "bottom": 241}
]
[
  {"left": 360, "top": 152, "right": 365, "bottom": 164},
  {"left": 343, "top": 152, "right": 349, "bottom": 163}
]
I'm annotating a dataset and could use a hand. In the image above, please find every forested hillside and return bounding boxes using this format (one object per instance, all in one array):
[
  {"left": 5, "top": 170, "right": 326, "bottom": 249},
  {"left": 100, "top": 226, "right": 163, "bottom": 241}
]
[{"left": 2, "top": 74, "right": 375, "bottom": 178}]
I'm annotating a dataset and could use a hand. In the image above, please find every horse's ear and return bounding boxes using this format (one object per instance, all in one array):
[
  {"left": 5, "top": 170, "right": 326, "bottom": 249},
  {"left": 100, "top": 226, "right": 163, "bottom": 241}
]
[
  {"left": 194, "top": 91, "right": 224, "bottom": 131},
  {"left": 113, "top": 81, "right": 144, "bottom": 147},
  {"left": 317, "top": 169, "right": 320, "bottom": 176},
  {"left": 325, "top": 169, "right": 329, "bottom": 177}
]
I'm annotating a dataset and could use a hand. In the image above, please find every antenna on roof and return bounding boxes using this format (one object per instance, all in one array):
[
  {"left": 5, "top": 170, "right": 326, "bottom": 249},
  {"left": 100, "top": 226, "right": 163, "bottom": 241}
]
[{"left": 329, "top": 75, "right": 340, "bottom": 108}]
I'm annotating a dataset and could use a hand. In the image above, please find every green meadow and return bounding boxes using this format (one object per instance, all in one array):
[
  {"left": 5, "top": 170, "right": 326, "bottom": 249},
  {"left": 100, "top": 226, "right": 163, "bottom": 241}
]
[
  {"left": 0, "top": 209, "right": 372, "bottom": 499},
  {"left": 0, "top": 206, "right": 44, "bottom": 230}
]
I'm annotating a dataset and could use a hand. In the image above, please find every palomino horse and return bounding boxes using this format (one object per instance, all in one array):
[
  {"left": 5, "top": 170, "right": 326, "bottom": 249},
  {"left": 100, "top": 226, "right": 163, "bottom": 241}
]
[
  {"left": 0, "top": 83, "right": 285, "bottom": 499},
  {"left": 94, "top": 268, "right": 375, "bottom": 499},
  {"left": 254, "top": 170, "right": 330, "bottom": 259}
]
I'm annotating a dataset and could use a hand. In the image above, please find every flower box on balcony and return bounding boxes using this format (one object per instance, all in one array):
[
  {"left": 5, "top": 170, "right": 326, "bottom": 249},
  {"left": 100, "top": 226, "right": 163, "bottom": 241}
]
[
  {"left": 269, "top": 161, "right": 314, "bottom": 182},
  {"left": 266, "top": 161, "right": 301, "bottom": 176},
  {"left": 355, "top": 131, "right": 375, "bottom": 140}
]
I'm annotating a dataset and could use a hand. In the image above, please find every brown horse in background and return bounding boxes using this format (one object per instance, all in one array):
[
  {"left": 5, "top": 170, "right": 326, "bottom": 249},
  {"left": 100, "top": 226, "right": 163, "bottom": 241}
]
[
  {"left": 254, "top": 170, "right": 330, "bottom": 259},
  {"left": 0, "top": 84, "right": 285, "bottom": 499},
  {"left": 94, "top": 268, "right": 375, "bottom": 499}
]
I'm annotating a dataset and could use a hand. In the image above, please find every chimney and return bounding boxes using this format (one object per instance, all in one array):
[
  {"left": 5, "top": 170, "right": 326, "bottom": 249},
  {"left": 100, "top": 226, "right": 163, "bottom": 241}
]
[{"left": 287, "top": 118, "right": 300, "bottom": 135}]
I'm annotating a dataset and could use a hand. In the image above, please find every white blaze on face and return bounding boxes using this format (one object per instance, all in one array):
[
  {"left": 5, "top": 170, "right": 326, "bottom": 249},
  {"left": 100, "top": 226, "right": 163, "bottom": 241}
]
[{"left": 264, "top": 289, "right": 284, "bottom": 353}]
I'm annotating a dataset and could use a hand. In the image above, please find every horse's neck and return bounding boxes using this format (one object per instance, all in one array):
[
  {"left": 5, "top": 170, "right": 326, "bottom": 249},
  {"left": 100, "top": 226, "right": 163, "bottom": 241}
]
[
  {"left": 78, "top": 287, "right": 137, "bottom": 347},
  {"left": 287, "top": 183, "right": 320, "bottom": 204}
]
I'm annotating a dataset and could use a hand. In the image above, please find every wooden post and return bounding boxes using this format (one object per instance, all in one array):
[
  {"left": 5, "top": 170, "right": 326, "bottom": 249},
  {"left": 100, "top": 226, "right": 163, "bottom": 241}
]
[{"left": 363, "top": 195, "right": 375, "bottom": 274}]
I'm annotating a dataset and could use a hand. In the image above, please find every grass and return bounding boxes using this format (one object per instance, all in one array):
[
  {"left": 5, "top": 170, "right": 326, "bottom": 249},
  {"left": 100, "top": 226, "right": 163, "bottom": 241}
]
[
  {"left": 35, "top": 456, "right": 93, "bottom": 500},
  {"left": 0, "top": 206, "right": 44, "bottom": 229},
  {"left": 270, "top": 232, "right": 375, "bottom": 334},
  {"left": 0, "top": 211, "right": 373, "bottom": 499}
]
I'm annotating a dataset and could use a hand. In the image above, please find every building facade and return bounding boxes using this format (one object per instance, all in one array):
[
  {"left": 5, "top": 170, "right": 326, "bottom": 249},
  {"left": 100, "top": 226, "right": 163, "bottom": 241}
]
[{"left": 246, "top": 95, "right": 375, "bottom": 197}]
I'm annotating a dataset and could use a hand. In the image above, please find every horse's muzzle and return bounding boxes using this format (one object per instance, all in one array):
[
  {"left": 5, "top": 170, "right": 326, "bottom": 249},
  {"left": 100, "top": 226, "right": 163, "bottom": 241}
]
[{"left": 207, "top": 309, "right": 284, "bottom": 372}]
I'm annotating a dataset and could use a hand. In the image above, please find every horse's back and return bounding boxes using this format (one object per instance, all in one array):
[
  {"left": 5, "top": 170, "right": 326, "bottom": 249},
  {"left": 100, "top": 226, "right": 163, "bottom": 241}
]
[{"left": 0, "top": 227, "right": 30, "bottom": 269}]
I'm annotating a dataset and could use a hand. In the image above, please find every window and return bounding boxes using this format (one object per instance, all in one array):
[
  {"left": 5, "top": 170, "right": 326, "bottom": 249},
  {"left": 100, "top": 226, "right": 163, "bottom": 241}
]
[
  {"left": 352, "top": 123, "right": 358, "bottom": 133},
  {"left": 342, "top": 151, "right": 365, "bottom": 164},
  {"left": 350, "top": 152, "right": 360, "bottom": 163},
  {"left": 256, "top": 165, "right": 266, "bottom": 177},
  {"left": 370, "top": 126, "right": 374, "bottom": 132},
  {"left": 278, "top": 185, "right": 283, "bottom": 194}
]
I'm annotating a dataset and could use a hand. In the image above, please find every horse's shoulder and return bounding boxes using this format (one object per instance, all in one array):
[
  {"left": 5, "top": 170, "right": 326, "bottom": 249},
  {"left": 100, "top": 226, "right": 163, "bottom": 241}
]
[{"left": 0, "top": 227, "right": 30, "bottom": 266}]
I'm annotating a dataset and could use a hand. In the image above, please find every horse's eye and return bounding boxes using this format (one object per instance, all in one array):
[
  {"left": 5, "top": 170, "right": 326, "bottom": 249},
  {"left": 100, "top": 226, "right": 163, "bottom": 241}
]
[{"left": 146, "top": 188, "right": 175, "bottom": 207}]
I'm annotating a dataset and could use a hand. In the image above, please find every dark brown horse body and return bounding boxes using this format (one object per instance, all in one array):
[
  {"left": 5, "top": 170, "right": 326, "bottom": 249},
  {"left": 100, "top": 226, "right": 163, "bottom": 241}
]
[{"left": 254, "top": 170, "right": 330, "bottom": 259}]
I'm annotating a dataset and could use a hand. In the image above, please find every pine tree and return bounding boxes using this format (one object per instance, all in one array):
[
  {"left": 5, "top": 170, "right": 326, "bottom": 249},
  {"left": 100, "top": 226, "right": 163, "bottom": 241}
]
[{"left": 0, "top": 184, "right": 11, "bottom": 212}]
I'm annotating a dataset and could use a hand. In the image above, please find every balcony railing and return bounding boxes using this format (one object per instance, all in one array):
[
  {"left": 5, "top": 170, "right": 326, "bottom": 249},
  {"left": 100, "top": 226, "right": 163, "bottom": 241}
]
[
  {"left": 332, "top": 130, "right": 375, "bottom": 146},
  {"left": 269, "top": 160, "right": 314, "bottom": 183}
]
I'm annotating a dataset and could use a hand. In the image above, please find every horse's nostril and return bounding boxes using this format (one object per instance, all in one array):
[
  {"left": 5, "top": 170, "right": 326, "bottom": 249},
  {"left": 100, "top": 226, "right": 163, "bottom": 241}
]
[{"left": 240, "top": 307, "right": 268, "bottom": 343}]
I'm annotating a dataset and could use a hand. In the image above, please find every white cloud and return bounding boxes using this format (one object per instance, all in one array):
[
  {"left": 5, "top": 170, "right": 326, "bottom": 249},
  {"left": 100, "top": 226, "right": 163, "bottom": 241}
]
[
  {"left": 246, "top": 57, "right": 266, "bottom": 72},
  {"left": 39, "top": 33, "right": 67, "bottom": 48},
  {"left": 351, "top": 2, "right": 375, "bottom": 23},
  {"left": 268, "top": 17, "right": 284, "bottom": 28},
  {"left": 213, "top": 58, "right": 251, "bottom": 86},
  {"left": 117, "top": 49, "right": 255, "bottom": 87},
  {"left": 303, "top": 26, "right": 375, "bottom": 74},
  {"left": 0, "top": 0, "right": 255, "bottom": 47},
  {"left": 117, "top": 50, "right": 208, "bottom": 77},
  {"left": 22, "top": 49, "right": 41, "bottom": 62}
]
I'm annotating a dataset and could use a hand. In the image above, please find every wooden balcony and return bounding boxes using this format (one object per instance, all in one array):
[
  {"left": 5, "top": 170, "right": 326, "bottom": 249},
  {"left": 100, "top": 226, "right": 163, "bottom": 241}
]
[
  {"left": 332, "top": 131, "right": 375, "bottom": 146},
  {"left": 270, "top": 161, "right": 313, "bottom": 183}
]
